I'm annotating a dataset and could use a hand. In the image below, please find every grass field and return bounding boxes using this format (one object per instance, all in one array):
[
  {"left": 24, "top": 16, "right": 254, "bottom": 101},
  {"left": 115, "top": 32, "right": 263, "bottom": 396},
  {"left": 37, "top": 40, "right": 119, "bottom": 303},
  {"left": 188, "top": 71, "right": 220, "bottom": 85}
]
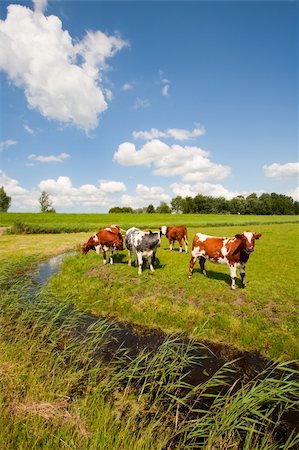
[
  {"left": 0, "top": 211, "right": 298, "bottom": 233},
  {"left": 1, "top": 213, "right": 298, "bottom": 449},
  {"left": 1, "top": 214, "right": 298, "bottom": 359}
]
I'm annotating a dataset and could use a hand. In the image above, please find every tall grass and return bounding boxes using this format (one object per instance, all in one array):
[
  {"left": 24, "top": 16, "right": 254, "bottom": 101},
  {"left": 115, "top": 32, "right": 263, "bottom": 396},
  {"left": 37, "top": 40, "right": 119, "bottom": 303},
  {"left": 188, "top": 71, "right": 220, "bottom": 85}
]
[{"left": 0, "top": 257, "right": 298, "bottom": 449}]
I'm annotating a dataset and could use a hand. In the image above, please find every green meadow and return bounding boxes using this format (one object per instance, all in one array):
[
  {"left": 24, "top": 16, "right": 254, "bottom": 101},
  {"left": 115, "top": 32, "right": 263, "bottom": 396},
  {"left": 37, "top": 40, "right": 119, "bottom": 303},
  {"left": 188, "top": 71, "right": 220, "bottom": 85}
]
[
  {"left": 0, "top": 214, "right": 298, "bottom": 359},
  {"left": 0, "top": 213, "right": 298, "bottom": 449}
]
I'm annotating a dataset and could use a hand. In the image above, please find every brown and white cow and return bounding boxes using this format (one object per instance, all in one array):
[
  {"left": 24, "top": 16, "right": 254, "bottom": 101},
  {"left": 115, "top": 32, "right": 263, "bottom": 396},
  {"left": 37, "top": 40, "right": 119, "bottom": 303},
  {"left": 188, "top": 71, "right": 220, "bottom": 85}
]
[
  {"left": 188, "top": 231, "right": 261, "bottom": 289},
  {"left": 160, "top": 226, "right": 188, "bottom": 253},
  {"left": 82, "top": 225, "right": 124, "bottom": 264}
]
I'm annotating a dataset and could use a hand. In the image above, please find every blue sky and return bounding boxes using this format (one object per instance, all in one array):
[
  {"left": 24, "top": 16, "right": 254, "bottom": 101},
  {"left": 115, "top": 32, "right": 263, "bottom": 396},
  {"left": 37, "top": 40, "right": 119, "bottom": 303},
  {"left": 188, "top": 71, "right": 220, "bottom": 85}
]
[{"left": 0, "top": 0, "right": 298, "bottom": 212}]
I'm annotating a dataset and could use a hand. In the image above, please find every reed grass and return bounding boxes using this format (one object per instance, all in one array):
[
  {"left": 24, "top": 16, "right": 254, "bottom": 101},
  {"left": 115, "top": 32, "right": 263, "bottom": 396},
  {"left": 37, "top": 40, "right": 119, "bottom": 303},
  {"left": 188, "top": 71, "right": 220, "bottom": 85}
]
[{"left": 0, "top": 256, "right": 298, "bottom": 449}]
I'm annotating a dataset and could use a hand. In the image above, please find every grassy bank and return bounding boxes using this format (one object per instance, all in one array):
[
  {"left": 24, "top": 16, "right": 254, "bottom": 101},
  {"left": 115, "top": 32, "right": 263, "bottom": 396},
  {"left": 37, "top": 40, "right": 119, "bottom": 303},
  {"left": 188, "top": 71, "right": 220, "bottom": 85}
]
[{"left": 0, "top": 257, "right": 298, "bottom": 449}]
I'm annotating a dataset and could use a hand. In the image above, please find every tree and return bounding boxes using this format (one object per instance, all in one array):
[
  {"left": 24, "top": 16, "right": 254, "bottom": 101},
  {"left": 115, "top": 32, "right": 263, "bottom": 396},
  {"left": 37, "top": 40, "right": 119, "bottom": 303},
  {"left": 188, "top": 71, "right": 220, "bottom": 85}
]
[
  {"left": 0, "top": 186, "right": 11, "bottom": 212},
  {"left": 146, "top": 204, "right": 155, "bottom": 214},
  {"left": 39, "top": 191, "right": 56, "bottom": 213},
  {"left": 156, "top": 201, "right": 171, "bottom": 214},
  {"left": 171, "top": 196, "right": 184, "bottom": 214}
]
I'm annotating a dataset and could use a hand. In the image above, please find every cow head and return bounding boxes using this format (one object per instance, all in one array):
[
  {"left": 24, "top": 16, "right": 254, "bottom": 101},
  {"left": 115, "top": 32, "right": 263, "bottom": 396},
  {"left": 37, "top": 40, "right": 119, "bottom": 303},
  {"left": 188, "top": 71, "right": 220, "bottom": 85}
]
[
  {"left": 235, "top": 231, "right": 262, "bottom": 254},
  {"left": 114, "top": 233, "right": 124, "bottom": 251},
  {"left": 160, "top": 226, "right": 168, "bottom": 236},
  {"left": 82, "top": 233, "right": 98, "bottom": 254}
]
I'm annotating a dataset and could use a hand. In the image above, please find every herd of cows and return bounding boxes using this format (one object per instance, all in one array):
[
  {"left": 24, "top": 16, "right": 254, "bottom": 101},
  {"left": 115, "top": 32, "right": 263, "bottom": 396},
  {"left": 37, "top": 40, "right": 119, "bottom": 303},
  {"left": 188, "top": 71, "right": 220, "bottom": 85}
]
[{"left": 82, "top": 225, "right": 262, "bottom": 289}]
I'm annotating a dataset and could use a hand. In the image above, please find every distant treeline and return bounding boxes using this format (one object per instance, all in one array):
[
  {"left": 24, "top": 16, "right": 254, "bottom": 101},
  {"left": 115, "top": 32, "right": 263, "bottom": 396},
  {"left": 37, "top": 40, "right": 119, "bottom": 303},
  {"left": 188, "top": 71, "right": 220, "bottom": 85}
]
[{"left": 109, "top": 193, "right": 299, "bottom": 215}]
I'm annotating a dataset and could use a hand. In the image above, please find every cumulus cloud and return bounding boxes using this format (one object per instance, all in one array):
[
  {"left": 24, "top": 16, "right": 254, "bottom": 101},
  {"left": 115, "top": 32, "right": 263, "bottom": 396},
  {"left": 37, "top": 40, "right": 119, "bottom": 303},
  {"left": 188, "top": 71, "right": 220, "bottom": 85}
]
[
  {"left": 99, "top": 179, "right": 126, "bottom": 193},
  {"left": 0, "top": 140, "right": 17, "bottom": 151},
  {"left": 0, "top": 3, "right": 128, "bottom": 132},
  {"left": 0, "top": 171, "right": 128, "bottom": 211},
  {"left": 171, "top": 182, "right": 244, "bottom": 200},
  {"left": 121, "top": 183, "right": 170, "bottom": 208},
  {"left": 33, "top": 0, "right": 47, "bottom": 14},
  {"left": 113, "top": 139, "right": 230, "bottom": 182},
  {"left": 263, "top": 162, "right": 299, "bottom": 179},
  {"left": 288, "top": 186, "right": 299, "bottom": 201},
  {"left": 28, "top": 152, "right": 70, "bottom": 163},
  {"left": 132, "top": 124, "right": 205, "bottom": 141},
  {"left": 38, "top": 176, "right": 127, "bottom": 208},
  {"left": 0, "top": 171, "right": 39, "bottom": 209}
]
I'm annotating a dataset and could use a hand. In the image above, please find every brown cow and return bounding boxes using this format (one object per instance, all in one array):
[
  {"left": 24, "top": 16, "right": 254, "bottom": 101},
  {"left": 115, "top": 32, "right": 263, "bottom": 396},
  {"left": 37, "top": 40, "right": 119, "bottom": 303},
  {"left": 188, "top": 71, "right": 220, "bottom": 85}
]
[
  {"left": 82, "top": 225, "right": 124, "bottom": 264},
  {"left": 160, "top": 226, "right": 188, "bottom": 253},
  {"left": 188, "top": 231, "right": 261, "bottom": 289}
]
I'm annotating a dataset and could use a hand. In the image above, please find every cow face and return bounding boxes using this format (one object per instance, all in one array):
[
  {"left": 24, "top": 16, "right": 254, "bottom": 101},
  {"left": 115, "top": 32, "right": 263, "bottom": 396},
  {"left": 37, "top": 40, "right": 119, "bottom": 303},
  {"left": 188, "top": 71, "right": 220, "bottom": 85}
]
[
  {"left": 82, "top": 242, "right": 94, "bottom": 254},
  {"left": 160, "top": 226, "right": 168, "bottom": 236},
  {"left": 114, "top": 234, "right": 124, "bottom": 251},
  {"left": 235, "top": 231, "right": 262, "bottom": 254}
]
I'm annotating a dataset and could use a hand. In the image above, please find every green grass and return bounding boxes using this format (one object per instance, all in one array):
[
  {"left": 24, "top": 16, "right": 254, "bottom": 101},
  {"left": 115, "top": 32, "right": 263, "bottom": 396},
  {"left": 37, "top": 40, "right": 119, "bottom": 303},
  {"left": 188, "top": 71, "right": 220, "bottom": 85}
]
[
  {"left": 1, "top": 211, "right": 298, "bottom": 233},
  {"left": 43, "top": 222, "right": 298, "bottom": 360},
  {"left": 0, "top": 259, "right": 298, "bottom": 449}
]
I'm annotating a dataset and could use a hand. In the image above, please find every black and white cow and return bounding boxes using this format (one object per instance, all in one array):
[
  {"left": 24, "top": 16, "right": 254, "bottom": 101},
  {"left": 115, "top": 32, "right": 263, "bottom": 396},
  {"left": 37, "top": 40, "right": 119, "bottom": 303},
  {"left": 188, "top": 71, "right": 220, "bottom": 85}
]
[{"left": 125, "top": 227, "right": 162, "bottom": 274}]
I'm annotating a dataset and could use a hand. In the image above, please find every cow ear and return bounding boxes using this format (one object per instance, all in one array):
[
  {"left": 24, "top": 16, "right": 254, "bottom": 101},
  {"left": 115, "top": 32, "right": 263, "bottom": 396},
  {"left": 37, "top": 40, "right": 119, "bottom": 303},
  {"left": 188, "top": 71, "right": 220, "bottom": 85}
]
[
  {"left": 235, "top": 234, "right": 243, "bottom": 240},
  {"left": 254, "top": 233, "right": 262, "bottom": 239}
]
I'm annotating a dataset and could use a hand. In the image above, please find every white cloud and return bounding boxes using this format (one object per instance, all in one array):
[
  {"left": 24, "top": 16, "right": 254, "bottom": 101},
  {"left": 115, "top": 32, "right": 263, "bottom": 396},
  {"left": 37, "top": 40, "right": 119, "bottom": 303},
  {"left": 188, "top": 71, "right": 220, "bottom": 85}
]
[
  {"left": 121, "top": 183, "right": 170, "bottom": 208},
  {"left": 132, "top": 97, "right": 150, "bottom": 110},
  {"left": 132, "top": 124, "right": 205, "bottom": 141},
  {"left": 28, "top": 152, "right": 70, "bottom": 163},
  {"left": 263, "top": 162, "right": 299, "bottom": 179},
  {"left": 0, "top": 171, "right": 129, "bottom": 211},
  {"left": 288, "top": 186, "right": 299, "bottom": 201},
  {"left": 114, "top": 139, "right": 230, "bottom": 182},
  {"left": 0, "top": 140, "right": 17, "bottom": 151},
  {"left": 0, "top": 3, "right": 128, "bottom": 132},
  {"left": 38, "top": 176, "right": 127, "bottom": 208},
  {"left": 23, "top": 124, "right": 34, "bottom": 135},
  {"left": 121, "top": 82, "right": 133, "bottom": 91},
  {"left": 171, "top": 182, "right": 244, "bottom": 200},
  {"left": 33, "top": 0, "right": 48, "bottom": 14},
  {"left": 99, "top": 179, "right": 126, "bottom": 193},
  {"left": 162, "top": 84, "right": 169, "bottom": 97},
  {"left": 0, "top": 171, "right": 39, "bottom": 209}
]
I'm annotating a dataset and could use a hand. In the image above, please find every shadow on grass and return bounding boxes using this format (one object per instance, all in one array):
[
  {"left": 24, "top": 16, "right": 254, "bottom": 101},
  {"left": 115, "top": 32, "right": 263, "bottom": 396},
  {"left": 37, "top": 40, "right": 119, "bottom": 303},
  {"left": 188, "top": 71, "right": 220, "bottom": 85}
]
[{"left": 191, "top": 268, "right": 244, "bottom": 289}]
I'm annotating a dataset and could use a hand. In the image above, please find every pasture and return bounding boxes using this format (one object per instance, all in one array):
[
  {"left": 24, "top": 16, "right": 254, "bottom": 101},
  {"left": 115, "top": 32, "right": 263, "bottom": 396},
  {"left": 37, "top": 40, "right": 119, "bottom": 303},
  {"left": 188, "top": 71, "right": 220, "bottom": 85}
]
[
  {"left": 1, "top": 214, "right": 298, "bottom": 360},
  {"left": 0, "top": 214, "right": 298, "bottom": 449}
]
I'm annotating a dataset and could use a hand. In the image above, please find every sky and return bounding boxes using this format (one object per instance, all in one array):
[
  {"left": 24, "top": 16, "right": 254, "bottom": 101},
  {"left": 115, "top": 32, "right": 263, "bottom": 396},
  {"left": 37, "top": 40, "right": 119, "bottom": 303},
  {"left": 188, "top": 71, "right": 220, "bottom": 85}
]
[{"left": 0, "top": 0, "right": 298, "bottom": 213}]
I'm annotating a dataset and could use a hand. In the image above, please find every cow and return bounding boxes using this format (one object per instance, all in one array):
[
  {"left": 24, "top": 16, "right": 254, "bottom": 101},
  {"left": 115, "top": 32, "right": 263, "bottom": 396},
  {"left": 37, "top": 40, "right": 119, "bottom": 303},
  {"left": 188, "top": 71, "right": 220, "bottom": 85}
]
[
  {"left": 82, "top": 225, "right": 124, "bottom": 264},
  {"left": 160, "top": 225, "right": 189, "bottom": 253},
  {"left": 188, "top": 231, "right": 262, "bottom": 289},
  {"left": 125, "top": 227, "right": 162, "bottom": 275}
]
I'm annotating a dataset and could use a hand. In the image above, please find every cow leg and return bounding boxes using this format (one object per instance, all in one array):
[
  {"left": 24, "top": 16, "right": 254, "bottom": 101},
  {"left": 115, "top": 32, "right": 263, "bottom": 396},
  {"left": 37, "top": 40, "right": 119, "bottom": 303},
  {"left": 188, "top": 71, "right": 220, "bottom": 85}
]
[
  {"left": 149, "top": 256, "right": 155, "bottom": 272},
  {"left": 184, "top": 236, "right": 188, "bottom": 253},
  {"left": 199, "top": 256, "right": 207, "bottom": 276},
  {"left": 109, "top": 249, "right": 114, "bottom": 265},
  {"left": 102, "top": 251, "right": 107, "bottom": 265},
  {"left": 188, "top": 255, "right": 197, "bottom": 279},
  {"left": 127, "top": 250, "right": 132, "bottom": 266},
  {"left": 239, "top": 263, "right": 246, "bottom": 287},
  {"left": 178, "top": 239, "right": 183, "bottom": 253},
  {"left": 169, "top": 238, "right": 173, "bottom": 251},
  {"left": 95, "top": 245, "right": 101, "bottom": 255},
  {"left": 137, "top": 252, "right": 143, "bottom": 275},
  {"left": 229, "top": 264, "right": 237, "bottom": 289}
]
